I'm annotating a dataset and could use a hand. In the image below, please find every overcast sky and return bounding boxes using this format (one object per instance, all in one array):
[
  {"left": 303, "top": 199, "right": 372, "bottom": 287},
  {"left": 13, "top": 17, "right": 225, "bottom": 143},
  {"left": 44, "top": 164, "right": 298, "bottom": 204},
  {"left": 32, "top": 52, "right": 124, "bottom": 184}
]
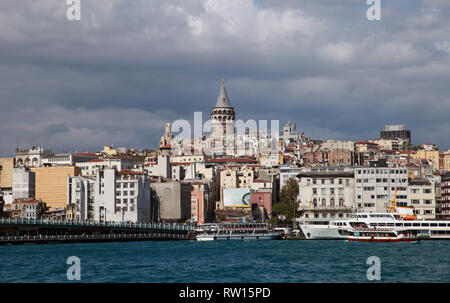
[{"left": 0, "top": 0, "right": 449, "bottom": 157}]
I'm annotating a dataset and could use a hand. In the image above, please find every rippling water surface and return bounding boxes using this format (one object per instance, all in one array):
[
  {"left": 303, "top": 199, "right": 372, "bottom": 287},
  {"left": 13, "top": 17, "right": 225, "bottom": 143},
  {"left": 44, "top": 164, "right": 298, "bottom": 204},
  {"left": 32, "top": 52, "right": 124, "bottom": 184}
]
[{"left": 1, "top": 240, "right": 449, "bottom": 282}]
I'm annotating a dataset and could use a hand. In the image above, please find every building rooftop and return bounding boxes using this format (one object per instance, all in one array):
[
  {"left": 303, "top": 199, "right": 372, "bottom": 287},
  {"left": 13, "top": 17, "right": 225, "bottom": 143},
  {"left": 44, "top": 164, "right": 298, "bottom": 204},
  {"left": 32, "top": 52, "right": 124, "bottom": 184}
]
[{"left": 117, "top": 170, "right": 145, "bottom": 176}]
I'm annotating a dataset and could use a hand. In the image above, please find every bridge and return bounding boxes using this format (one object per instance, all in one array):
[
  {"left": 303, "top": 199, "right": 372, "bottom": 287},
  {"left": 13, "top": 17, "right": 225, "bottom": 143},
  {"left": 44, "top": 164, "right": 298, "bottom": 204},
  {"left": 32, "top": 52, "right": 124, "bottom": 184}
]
[{"left": 0, "top": 218, "right": 195, "bottom": 245}]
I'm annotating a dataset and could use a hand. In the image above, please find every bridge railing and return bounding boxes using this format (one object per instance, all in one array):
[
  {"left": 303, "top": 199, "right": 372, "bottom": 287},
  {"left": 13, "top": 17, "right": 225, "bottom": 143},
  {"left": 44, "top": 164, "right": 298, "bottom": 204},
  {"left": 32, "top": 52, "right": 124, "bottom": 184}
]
[
  {"left": 0, "top": 232, "right": 186, "bottom": 242},
  {"left": 0, "top": 217, "right": 193, "bottom": 231}
]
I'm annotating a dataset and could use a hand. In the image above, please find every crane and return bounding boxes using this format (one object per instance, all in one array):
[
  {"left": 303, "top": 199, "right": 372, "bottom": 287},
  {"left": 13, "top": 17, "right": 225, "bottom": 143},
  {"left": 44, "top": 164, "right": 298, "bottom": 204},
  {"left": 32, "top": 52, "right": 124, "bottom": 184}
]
[{"left": 389, "top": 188, "right": 399, "bottom": 213}]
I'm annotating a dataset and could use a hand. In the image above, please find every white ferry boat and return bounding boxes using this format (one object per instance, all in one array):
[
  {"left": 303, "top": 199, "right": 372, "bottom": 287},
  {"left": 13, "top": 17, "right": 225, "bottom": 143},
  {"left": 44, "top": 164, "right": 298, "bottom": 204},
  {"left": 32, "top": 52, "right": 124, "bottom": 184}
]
[
  {"left": 300, "top": 210, "right": 450, "bottom": 240},
  {"left": 196, "top": 223, "right": 282, "bottom": 241},
  {"left": 346, "top": 227, "right": 419, "bottom": 243}
]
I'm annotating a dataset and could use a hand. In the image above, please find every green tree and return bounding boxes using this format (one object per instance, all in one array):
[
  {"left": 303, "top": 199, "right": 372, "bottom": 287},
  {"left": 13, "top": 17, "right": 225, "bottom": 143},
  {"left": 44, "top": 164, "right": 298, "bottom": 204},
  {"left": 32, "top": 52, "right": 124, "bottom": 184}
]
[
  {"left": 279, "top": 177, "right": 299, "bottom": 204},
  {"left": 271, "top": 177, "right": 299, "bottom": 227}
]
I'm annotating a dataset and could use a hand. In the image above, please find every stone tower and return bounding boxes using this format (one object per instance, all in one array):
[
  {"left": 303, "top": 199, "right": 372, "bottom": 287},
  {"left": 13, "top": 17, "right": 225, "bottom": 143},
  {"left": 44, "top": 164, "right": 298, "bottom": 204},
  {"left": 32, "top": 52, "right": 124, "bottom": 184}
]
[
  {"left": 211, "top": 78, "right": 235, "bottom": 146},
  {"left": 159, "top": 122, "right": 174, "bottom": 148}
]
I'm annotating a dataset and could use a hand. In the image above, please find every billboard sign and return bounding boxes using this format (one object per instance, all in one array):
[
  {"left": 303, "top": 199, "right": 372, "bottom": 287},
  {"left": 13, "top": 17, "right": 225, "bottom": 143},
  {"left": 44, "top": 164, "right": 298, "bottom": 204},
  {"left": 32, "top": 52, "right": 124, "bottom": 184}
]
[{"left": 223, "top": 188, "right": 251, "bottom": 208}]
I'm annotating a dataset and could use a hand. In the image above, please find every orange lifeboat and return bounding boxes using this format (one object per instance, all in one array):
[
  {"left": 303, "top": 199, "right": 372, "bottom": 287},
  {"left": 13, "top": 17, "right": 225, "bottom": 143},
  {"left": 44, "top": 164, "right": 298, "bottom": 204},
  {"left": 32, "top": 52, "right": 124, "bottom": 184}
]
[{"left": 403, "top": 215, "right": 417, "bottom": 220}]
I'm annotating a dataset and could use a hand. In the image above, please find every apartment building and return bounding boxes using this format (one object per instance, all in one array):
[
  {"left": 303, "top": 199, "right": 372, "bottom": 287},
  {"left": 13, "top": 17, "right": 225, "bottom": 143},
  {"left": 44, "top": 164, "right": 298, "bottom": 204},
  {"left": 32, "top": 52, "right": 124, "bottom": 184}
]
[
  {"left": 355, "top": 167, "right": 409, "bottom": 213},
  {"left": 94, "top": 169, "right": 151, "bottom": 223},
  {"left": 297, "top": 167, "right": 355, "bottom": 222},
  {"left": 67, "top": 175, "right": 95, "bottom": 221},
  {"left": 411, "top": 150, "right": 443, "bottom": 170},
  {"left": 12, "top": 167, "right": 35, "bottom": 202},
  {"left": 441, "top": 173, "right": 450, "bottom": 219},
  {"left": 6, "top": 198, "right": 46, "bottom": 220},
  {"left": 0, "top": 158, "right": 14, "bottom": 191},
  {"left": 408, "top": 178, "right": 436, "bottom": 219},
  {"left": 31, "top": 166, "right": 81, "bottom": 208},
  {"left": 76, "top": 157, "right": 135, "bottom": 177},
  {"left": 190, "top": 181, "right": 215, "bottom": 224},
  {"left": 150, "top": 179, "right": 191, "bottom": 222}
]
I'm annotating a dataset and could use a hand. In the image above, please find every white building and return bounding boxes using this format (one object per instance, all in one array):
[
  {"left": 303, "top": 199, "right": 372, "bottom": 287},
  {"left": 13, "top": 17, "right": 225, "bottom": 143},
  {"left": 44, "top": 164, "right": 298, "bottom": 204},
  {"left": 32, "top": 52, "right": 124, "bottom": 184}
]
[
  {"left": 67, "top": 175, "right": 95, "bottom": 221},
  {"left": 42, "top": 153, "right": 97, "bottom": 167},
  {"left": 93, "top": 169, "right": 151, "bottom": 223},
  {"left": 355, "top": 167, "right": 409, "bottom": 213},
  {"left": 145, "top": 155, "right": 171, "bottom": 179},
  {"left": 76, "top": 157, "right": 135, "bottom": 177},
  {"left": 12, "top": 167, "right": 35, "bottom": 202},
  {"left": 15, "top": 146, "right": 53, "bottom": 167},
  {"left": 297, "top": 167, "right": 355, "bottom": 222}
]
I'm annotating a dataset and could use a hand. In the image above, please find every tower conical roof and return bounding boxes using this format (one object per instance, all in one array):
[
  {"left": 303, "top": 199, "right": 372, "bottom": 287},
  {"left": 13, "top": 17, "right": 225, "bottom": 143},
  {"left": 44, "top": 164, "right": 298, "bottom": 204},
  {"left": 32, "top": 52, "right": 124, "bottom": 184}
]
[{"left": 214, "top": 78, "right": 232, "bottom": 108}]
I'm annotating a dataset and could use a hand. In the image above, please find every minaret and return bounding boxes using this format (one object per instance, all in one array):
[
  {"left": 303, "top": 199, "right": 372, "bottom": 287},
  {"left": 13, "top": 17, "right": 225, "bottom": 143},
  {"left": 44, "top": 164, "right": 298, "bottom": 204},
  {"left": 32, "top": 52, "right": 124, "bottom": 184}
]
[{"left": 211, "top": 78, "right": 235, "bottom": 147}]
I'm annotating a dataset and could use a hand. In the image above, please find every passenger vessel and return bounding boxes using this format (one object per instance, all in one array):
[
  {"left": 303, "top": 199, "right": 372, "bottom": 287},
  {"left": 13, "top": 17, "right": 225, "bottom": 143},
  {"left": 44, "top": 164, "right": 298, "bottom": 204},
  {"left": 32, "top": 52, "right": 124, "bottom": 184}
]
[
  {"left": 346, "top": 228, "right": 419, "bottom": 242},
  {"left": 299, "top": 191, "right": 449, "bottom": 240},
  {"left": 299, "top": 210, "right": 450, "bottom": 240},
  {"left": 195, "top": 223, "right": 282, "bottom": 241}
]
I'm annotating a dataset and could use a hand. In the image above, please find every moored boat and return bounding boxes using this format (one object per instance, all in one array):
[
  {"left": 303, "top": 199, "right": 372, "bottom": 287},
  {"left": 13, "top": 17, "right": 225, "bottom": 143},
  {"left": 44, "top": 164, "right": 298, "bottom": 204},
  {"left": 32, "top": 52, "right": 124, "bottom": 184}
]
[
  {"left": 195, "top": 222, "right": 282, "bottom": 241},
  {"left": 346, "top": 228, "right": 419, "bottom": 243}
]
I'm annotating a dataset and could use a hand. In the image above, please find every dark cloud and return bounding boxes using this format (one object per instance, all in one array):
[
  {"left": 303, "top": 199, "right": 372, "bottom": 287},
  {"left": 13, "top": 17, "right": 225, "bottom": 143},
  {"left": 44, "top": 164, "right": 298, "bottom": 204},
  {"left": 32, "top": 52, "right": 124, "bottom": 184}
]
[{"left": 0, "top": 0, "right": 449, "bottom": 157}]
